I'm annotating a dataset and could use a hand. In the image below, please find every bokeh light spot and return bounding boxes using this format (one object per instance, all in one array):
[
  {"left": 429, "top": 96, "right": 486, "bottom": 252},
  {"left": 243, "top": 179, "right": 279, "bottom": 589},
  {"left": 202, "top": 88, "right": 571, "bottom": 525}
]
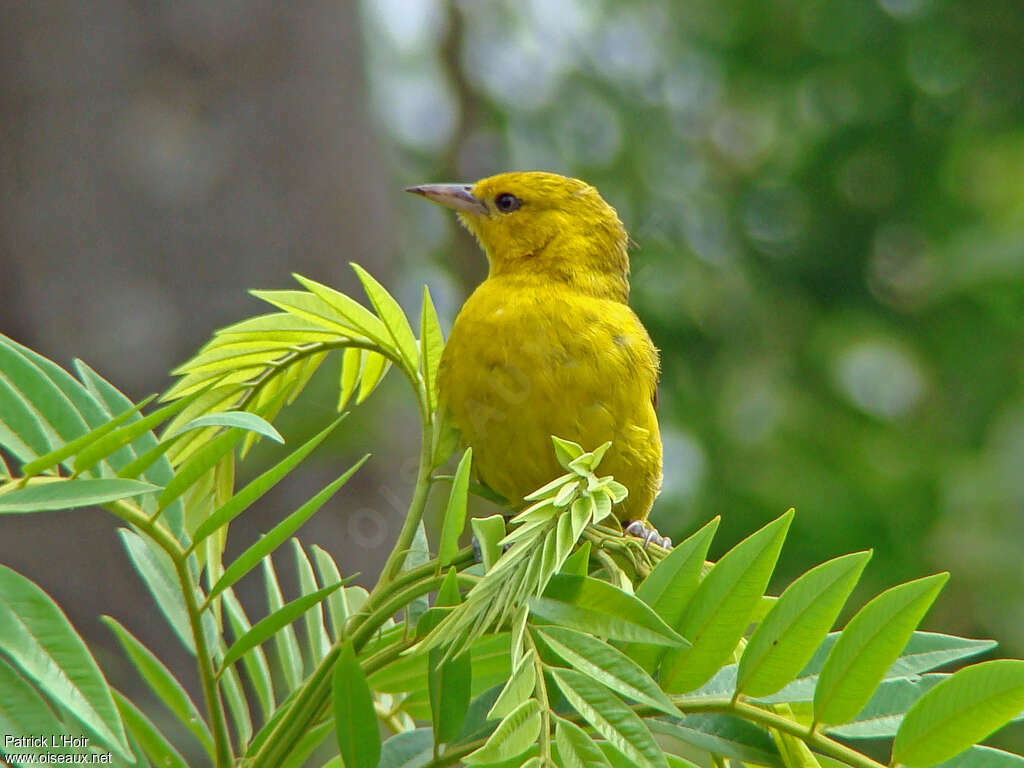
[
  {"left": 834, "top": 339, "right": 926, "bottom": 420},
  {"left": 661, "top": 427, "right": 707, "bottom": 499},
  {"left": 877, "top": 0, "right": 933, "bottom": 20},
  {"left": 868, "top": 223, "right": 934, "bottom": 310},
  {"left": 907, "top": 29, "right": 976, "bottom": 97},
  {"left": 374, "top": 68, "right": 457, "bottom": 152},
  {"left": 555, "top": 92, "right": 623, "bottom": 168},
  {"left": 742, "top": 181, "right": 809, "bottom": 258},
  {"left": 836, "top": 148, "right": 901, "bottom": 209}
]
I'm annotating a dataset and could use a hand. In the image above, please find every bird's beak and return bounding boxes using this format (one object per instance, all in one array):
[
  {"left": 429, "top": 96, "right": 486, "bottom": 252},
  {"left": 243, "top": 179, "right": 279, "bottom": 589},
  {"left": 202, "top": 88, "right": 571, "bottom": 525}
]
[{"left": 405, "top": 183, "right": 488, "bottom": 214}]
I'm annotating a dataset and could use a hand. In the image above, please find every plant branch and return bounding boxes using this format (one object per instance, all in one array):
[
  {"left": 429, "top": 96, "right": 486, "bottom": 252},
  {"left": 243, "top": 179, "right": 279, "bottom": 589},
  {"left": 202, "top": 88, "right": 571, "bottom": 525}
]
[
  {"left": 375, "top": 421, "right": 435, "bottom": 586},
  {"left": 243, "top": 553, "right": 473, "bottom": 767},
  {"left": 105, "top": 499, "right": 234, "bottom": 768},
  {"left": 233, "top": 338, "right": 404, "bottom": 413},
  {"left": 666, "top": 697, "right": 890, "bottom": 768},
  {"left": 420, "top": 740, "right": 482, "bottom": 768},
  {"left": 527, "top": 631, "right": 552, "bottom": 764}
]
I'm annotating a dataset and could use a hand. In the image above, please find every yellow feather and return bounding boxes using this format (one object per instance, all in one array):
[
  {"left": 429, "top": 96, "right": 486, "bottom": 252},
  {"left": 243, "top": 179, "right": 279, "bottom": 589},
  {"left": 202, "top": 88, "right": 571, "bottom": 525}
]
[{"left": 428, "top": 171, "right": 662, "bottom": 523}]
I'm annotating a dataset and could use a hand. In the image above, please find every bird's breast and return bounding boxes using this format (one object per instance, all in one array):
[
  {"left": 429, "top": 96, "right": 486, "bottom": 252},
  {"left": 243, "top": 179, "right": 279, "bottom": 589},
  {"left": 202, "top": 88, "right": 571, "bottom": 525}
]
[{"left": 437, "top": 281, "right": 661, "bottom": 518}]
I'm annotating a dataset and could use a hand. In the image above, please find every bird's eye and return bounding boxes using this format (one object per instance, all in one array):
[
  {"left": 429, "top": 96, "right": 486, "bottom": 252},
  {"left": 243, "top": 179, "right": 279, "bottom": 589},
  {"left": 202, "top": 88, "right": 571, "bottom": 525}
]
[{"left": 494, "top": 193, "right": 521, "bottom": 213}]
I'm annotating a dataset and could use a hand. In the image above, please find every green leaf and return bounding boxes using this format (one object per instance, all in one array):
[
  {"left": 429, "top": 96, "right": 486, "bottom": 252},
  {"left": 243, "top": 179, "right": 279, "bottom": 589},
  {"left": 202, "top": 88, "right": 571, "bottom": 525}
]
[
  {"left": 431, "top": 411, "right": 461, "bottom": 469},
  {"left": 625, "top": 516, "right": 719, "bottom": 672},
  {"left": 426, "top": 568, "right": 472, "bottom": 744},
  {"left": 116, "top": 439, "right": 178, "bottom": 483},
  {"left": 893, "top": 659, "right": 1024, "bottom": 767},
  {"left": 357, "top": 351, "right": 391, "bottom": 404},
  {"left": 189, "top": 417, "right": 344, "bottom": 553},
  {"left": 220, "top": 581, "right": 345, "bottom": 672},
  {"left": 222, "top": 588, "right": 275, "bottom": 721},
  {"left": 262, "top": 554, "right": 304, "bottom": 690},
  {"left": 278, "top": 721, "right": 333, "bottom": 768},
  {"left": 0, "top": 478, "right": 161, "bottom": 513},
  {"left": 406, "top": 519, "right": 432, "bottom": 625},
  {"left": 351, "top": 263, "right": 420, "bottom": 371},
  {"left": 570, "top": 496, "right": 593, "bottom": 540},
  {"left": 661, "top": 509, "right": 793, "bottom": 693},
  {"left": 290, "top": 275, "right": 390, "bottom": 343},
  {"left": 285, "top": 350, "right": 327, "bottom": 407},
  {"left": 530, "top": 574, "right": 688, "bottom": 647},
  {"left": 453, "top": 683, "right": 505, "bottom": 744},
  {"left": 553, "top": 480, "right": 579, "bottom": 507},
  {"left": 22, "top": 395, "right": 154, "bottom": 477},
  {"left": 648, "top": 715, "right": 782, "bottom": 767},
  {"left": 592, "top": 490, "right": 613, "bottom": 523},
  {"left": 338, "top": 347, "right": 363, "bottom": 410},
  {"left": 73, "top": 388, "right": 206, "bottom": 477},
  {"left": 825, "top": 674, "right": 946, "bottom": 738},
  {"left": 524, "top": 472, "right": 575, "bottom": 502},
  {"left": 158, "top": 385, "right": 238, "bottom": 459},
  {"left": 0, "top": 338, "right": 90, "bottom": 458},
  {"left": 0, "top": 657, "right": 67, "bottom": 756},
  {"left": 0, "top": 366, "right": 50, "bottom": 463},
  {"left": 464, "top": 698, "right": 541, "bottom": 765},
  {"left": 813, "top": 572, "right": 949, "bottom": 726},
  {"left": 167, "top": 411, "right": 284, "bottom": 444},
  {"left": 333, "top": 640, "right": 380, "bottom": 768},
  {"left": 157, "top": 426, "right": 248, "bottom": 511},
  {"left": 251, "top": 287, "right": 368, "bottom": 337},
  {"left": 549, "top": 667, "right": 668, "bottom": 768},
  {"left": 291, "top": 539, "right": 331, "bottom": 664},
  {"left": 369, "top": 631, "right": 508, "bottom": 701},
  {"left": 377, "top": 728, "right": 434, "bottom": 768},
  {"left": 439, "top": 448, "right": 472, "bottom": 567},
  {"left": 533, "top": 626, "right": 681, "bottom": 717},
  {"left": 738, "top": 550, "right": 871, "bottom": 697},
  {"left": 770, "top": 711, "right": 822, "bottom": 768},
  {"left": 552, "top": 436, "right": 585, "bottom": 468},
  {"left": 172, "top": 345, "right": 293, "bottom": 377},
  {"left": 102, "top": 617, "right": 214, "bottom": 759},
  {"left": 207, "top": 454, "right": 368, "bottom": 603},
  {"left": 758, "top": 631, "right": 998, "bottom": 705},
  {"left": 885, "top": 632, "right": 998, "bottom": 679},
  {"left": 213, "top": 311, "right": 343, "bottom": 337},
  {"left": 561, "top": 541, "right": 591, "bottom": 577},
  {"left": 555, "top": 716, "right": 613, "bottom": 768},
  {"left": 112, "top": 689, "right": 189, "bottom": 768},
  {"left": 471, "top": 515, "right": 506, "bottom": 572},
  {"left": 488, "top": 649, "right": 537, "bottom": 720},
  {"left": 0, "top": 566, "right": 129, "bottom": 761},
  {"left": 931, "top": 746, "right": 1024, "bottom": 768},
  {"left": 310, "top": 545, "right": 352, "bottom": 640},
  {"left": 117, "top": 529, "right": 195, "bottom": 654},
  {"left": 420, "top": 285, "right": 445, "bottom": 416}
]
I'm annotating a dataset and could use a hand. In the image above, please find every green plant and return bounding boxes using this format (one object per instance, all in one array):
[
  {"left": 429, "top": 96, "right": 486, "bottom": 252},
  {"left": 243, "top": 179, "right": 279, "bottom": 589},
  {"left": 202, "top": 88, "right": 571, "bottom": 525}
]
[{"left": 0, "top": 266, "right": 1022, "bottom": 768}]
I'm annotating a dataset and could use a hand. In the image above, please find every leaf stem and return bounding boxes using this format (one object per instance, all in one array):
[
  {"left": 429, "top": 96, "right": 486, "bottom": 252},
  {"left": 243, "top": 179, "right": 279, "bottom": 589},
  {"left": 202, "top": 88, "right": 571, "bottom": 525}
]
[
  {"left": 527, "top": 631, "right": 552, "bottom": 764},
  {"left": 242, "top": 554, "right": 474, "bottom": 767},
  {"left": 668, "top": 697, "right": 890, "bottom": 768},
  {"left": 105, "top": 499, "right": 233, "bottom": 768},
  {"left": 375, "top": 421, "right": 435, "bottom": 586}
]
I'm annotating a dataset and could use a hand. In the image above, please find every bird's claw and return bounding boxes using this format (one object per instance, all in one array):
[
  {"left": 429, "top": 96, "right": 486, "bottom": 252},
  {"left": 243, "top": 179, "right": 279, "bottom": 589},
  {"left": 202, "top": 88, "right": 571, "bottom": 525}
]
[{"left": 624, "top": 520, "right": 672, "bottom": 550}]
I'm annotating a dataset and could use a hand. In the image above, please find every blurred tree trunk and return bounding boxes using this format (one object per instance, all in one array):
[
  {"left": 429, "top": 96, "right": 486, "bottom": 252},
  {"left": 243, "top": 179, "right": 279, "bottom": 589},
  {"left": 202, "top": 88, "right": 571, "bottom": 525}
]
[
  {"left": 0, "top": 0, "right": 394, "bottom": 728},
  {"left": 0, "top": 0, "right": 393, "bottom": 399}
]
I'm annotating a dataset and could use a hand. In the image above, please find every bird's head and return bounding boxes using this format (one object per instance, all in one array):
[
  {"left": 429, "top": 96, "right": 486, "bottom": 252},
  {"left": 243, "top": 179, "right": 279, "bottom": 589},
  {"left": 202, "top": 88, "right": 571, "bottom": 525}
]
[{"left": 406, "top": 171, "right": 630, "bottom": 301}]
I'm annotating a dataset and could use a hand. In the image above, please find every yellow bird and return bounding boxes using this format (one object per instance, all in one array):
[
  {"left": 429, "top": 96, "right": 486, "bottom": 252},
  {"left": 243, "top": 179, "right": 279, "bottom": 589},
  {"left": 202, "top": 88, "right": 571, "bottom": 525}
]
[{"left": 407, "top": 171, "right": 669, "bottom": 548}]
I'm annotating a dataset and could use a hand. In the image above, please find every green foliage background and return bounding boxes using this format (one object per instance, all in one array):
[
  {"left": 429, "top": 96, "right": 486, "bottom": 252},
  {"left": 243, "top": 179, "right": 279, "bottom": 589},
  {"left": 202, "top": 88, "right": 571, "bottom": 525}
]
[{"left": 362, "top": 0, "right": 1024, "bottom": 662}]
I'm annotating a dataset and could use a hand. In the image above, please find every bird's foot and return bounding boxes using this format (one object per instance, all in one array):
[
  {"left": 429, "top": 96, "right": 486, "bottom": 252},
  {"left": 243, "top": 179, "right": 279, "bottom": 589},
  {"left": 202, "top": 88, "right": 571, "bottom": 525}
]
[{"left": 624, "top": 520, "right": 672, "bottom": 550}]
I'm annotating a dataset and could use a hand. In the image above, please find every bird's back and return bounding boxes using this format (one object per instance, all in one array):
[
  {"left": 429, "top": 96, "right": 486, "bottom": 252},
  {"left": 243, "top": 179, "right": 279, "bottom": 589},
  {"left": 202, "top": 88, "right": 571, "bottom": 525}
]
[{"left": 438, "top": 274, "right": 662, "bottom": 523}]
